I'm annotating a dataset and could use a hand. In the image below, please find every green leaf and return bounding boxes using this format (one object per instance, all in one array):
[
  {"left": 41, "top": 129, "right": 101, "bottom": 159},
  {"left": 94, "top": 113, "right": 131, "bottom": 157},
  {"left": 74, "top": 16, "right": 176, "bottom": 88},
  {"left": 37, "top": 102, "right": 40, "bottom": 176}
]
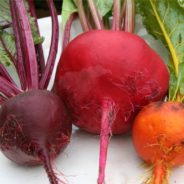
[
  {"left": 0, "top": 0, "right": 11, "bottom": 24},
  {"left": 94, "top": 0, "right": 113, "bottom": 17},
  {"left": 0, "top": 47, "right": 12, "bottom": 66},
  {"left": 61, "top": 0, "right": 77, "bottom": 28},
  {"left": 0, "top": 30, "right": 15, "bottom": 66},
  {"left": 178, "top": 0, "right": 184, "bottom": 8},
  {"left": 136, "top": 0, "right": 184, "bottom": 102},
  {"left": 0, "top": 31, "right": 16, "bottom": 55},
  {"left": 0, "top": 0, "right": 43, "bottom": 67},
  {"left": 178, "top": 62, "right": 184, "bottom": 95},
  {"left": 29, "top": 16, "right": 44, "bottom": 44}
]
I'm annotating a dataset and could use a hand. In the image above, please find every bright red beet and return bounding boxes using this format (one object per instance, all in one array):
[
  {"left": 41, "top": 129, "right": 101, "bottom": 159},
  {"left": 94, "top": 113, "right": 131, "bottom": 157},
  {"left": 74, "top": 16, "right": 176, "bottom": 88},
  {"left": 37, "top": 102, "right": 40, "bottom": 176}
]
[{"left": 54, "top": 30, "right": 169, "bottom": 183}]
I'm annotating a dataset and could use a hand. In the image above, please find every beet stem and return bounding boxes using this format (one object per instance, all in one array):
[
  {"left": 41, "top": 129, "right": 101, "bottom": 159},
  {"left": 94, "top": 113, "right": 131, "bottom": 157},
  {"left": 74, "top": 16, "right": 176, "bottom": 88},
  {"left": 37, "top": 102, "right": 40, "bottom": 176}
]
[
  {"left": 10, "top": 0, "right": 27, "bottom": 90},
  {"left": 0, "top": 64, "right": 17, "bottom": 86},
  {"left": 14, "top": 0, "right": 39, "bottom": 90},
  {"left": 97, "top": 98, "right": 116, "bottom": 184},
  {"left": 62, "top": 13, "right": 77, "bottom": 51},
  {"left": 112, "top": 0, "right": 122, "bottom": 30},
  {"left": 28, "top": 0, "right": 46, "bottom": 77},
  {"left": 121, "top": 0, "right": 126, "bottom": 23},
  {"left": 150, "top": 161, "right": 168, "bottom": 184},
  {"left": 39, "top": 148, "right": 65, "bottom": 184},
  {"left": 39, "top": 0, "right": 59, "bottom": 89},
  {"left": 76, "top": 0, "right": 91, "bottom": 31},
  {"left": 0, "top": 76, "right": 22, "bottom": 98},
  {"left": 0, "top": 94, "right": 7, "bottom": 104},
  {"left": 87, "top": 0, "right": 104, "bottom": 29},
  {"left": 123, "top": 0, "right": 135, "bottom": 33}
]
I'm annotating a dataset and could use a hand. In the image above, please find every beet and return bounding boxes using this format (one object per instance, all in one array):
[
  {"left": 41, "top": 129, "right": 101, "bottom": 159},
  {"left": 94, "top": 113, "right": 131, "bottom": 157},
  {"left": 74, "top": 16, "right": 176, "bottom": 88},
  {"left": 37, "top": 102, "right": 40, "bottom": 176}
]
[
  {"left": 55, "top": 30, "right": 169, "bottom": 134},
  {"left": 54, "top": 30, "right": 169, "bottom": 183},
  {"left": 0, "top": 90, "right": 71, "bottom": 165},
  {"left": 0, "top": 90, "right": 72, "bottom": 183},
  {"left": 0, "top": 1, "right": 71, "bottom": 183}
]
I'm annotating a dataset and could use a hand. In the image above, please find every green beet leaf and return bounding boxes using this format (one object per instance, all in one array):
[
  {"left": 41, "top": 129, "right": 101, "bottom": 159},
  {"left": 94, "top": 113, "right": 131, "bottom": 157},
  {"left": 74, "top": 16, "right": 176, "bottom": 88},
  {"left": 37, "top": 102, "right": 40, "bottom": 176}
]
[
  {"left": 0, "top": 0, "right": 43, "bottom": 67},
  {"left": 137, "top": 0, "right": 184, "bottom": 102},
  {"left": 61, "top": 0, "right": 77, "bottom": 29}
]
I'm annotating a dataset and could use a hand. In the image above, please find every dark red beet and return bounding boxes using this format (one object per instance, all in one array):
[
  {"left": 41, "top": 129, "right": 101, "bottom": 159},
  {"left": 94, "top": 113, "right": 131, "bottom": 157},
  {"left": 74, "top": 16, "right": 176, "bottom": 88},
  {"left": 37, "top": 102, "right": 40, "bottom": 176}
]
[
  {"left": 0, "top": 1, "right": 71, "bottom": 183},
  {"left": 54, "top": 30, "right": 169, "bottom": 183},
  {"left": 0, "top": 90, "right": 72, "bottom": 184}
]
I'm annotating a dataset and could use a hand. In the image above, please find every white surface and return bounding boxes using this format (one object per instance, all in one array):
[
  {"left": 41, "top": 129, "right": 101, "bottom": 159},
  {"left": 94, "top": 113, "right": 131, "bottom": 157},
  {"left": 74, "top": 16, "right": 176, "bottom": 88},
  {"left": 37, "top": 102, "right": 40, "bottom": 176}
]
[{"left": 0, "top": 16, "right": 184, "bottom": 184}]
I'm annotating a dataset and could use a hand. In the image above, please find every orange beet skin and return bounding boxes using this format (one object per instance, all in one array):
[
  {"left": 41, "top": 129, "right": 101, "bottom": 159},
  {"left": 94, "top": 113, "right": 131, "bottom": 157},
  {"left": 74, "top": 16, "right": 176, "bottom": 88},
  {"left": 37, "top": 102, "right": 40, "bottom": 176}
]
[{"left": 133, "top": 101, "right": 184, "bottom": 184}]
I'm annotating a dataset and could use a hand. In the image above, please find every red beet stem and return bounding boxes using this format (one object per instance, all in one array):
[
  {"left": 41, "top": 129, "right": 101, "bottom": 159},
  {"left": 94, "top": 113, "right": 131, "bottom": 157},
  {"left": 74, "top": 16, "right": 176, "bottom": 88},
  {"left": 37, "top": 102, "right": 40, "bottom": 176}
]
[
  {"left": 112, "top": 0, "right": 122, "bottom": 30},
  {"left": 0, "top": 94, "right": 7, "bottom": 104},
  {"left": 10, "top": 0, "right": 27, "bottom": 90},
  {"left": 39, "top": 0, "right": 59, "bottom": 89},
  {"left": 39, "top": 147, "right": 65, "bottom": 184},
  {"left": 97, "top": 98, "right": 116, "bottom": 184},
  {"left": 87, "top": 0, "right": 104, "bottom": 29},
  {"left": 123, "top": 0, "right": 135, "bottom": 33},
  {"left": 14, "top": 0, "right": 39, "bottom": 90},
  {"left": 62, "top": 13, "right": 77, "bottom": 51},
  {"left": 0, "top": 64, "right": 17, "bottom": 86},
  {"left": 77, "top": 0, "right": 91, "bottom": 31},
  {"left": 0, "top": 76, "right": 22, "bottom": 98},
  {"left": 28, "top": 0, "right": 46, "bottom": 77}
]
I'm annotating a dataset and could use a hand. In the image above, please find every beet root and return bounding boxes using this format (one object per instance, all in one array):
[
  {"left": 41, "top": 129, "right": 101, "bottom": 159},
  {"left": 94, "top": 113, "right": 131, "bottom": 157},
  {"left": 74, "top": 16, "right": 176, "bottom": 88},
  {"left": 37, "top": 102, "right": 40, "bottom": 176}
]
[
  {"left": 0, "top": 90, "right": 72, "bottom": 184},
  {"left": 55, "top": 30, "right": 169, "bottom": 184},
  {"left": 55, "top": 30, "right": 169, "bottom": 134}
]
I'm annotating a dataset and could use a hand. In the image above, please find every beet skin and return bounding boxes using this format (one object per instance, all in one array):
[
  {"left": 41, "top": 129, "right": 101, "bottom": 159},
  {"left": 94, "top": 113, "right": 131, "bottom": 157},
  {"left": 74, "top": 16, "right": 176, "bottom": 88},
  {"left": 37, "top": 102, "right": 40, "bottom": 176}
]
[{"left": 0, "top": 90, "right": 72, "bottom": 165}]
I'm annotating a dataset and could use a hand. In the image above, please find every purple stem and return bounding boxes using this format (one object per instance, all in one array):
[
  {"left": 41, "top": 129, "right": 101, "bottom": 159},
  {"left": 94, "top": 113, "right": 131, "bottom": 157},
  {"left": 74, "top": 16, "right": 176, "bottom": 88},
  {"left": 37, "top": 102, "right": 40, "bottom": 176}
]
[
  {"left": 14, "top": 0, "right": 38, "bottom": 90},
  {"left": 62, "top": 13, "right": 77, "bottom": 51},
  {"left": 39, "top": 0, "right": 59, "bottom": 89},
  {"left": 112, "top": 0, "right": 122, "bottom": 30},
  {"left": 0, "top": 64, "right": 17, "bottom": 86},
  {"left": 0, "top": 94, "right": 7, "bottom": 105},
  {"left": 10, "top": 0, "right": 27, "bottom": 90},
  {"left": 87, "top": 0, "right": 104, "bottom": 29},
  {"left": 77, "top": 0, "right": 91, "bottom": 31},
  {"left": 97, "top": 98, "right": 116, "bottom": 184},
  {"left": 0, "top": 76, "right": 22, "bottom": 98},
  {"left": 28, "top": 0, "right": 46, "bottom": 77},
  {"left": 123, "top": 0, "right": 135, "bottom": 33}
]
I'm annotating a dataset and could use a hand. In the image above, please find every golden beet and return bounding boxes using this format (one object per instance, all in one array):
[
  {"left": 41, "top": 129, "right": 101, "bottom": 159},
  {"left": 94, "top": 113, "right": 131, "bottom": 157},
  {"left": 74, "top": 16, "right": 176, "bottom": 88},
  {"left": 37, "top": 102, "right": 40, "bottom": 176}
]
[{"left": 133, "top": 101, "right": 184, "bottom": 184}]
